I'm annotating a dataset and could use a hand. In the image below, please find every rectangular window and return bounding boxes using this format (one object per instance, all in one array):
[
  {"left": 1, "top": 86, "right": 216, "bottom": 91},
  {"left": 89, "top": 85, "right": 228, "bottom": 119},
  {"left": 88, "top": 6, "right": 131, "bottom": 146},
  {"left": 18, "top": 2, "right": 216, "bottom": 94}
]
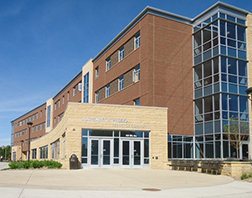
[
  {"left": 40, "top": 145, "right": 48, "bottom": 159},
  {"left": 106, "top": 58, "right": 111, "bottom": 71},
  {"left": 32, "top": 149, "right": 37, "bottom": 159},
  {"left": 134, "top": 98, "right": 140, "bottom": 106},
  {"left": 67, "top": 91, "right": 70, "bottom": 100},
  {"left": 119, "top": 47, "right": 124, "bottom": 61},
  {"left": 83, "top": 72, "right": 89, "bottom": 103},
  {"left": 95, "top": 66, "right": 99, "bottom": 78},
  {"left": 51, "top": 139, "right": 60, "bottom": 159},
  {"left": 95, "top": 91, "right": 99, "bottom": 103},
  {"left": 106, "top": 84, "right": 110, "bottom": 98},
  {"left": 118, "top": 76, "right": 124, "bottom": 91},
  {"left": 134, "top": 32, "right": 140, "bottom": 49},
  {"left": 73, "top": 86, "right": 76, "bottom": 96},
  {"left": 63, "top": 96, "right": 65, "bottom": 104},
  {"left": 62, "top": 133, "right": 66, "bottom": 158},
  {"left": 133, "top": 65, "right": 140, "bottom": 82},
  {"left": 46, "top": 105, "right": 51, "bottom": 127}
]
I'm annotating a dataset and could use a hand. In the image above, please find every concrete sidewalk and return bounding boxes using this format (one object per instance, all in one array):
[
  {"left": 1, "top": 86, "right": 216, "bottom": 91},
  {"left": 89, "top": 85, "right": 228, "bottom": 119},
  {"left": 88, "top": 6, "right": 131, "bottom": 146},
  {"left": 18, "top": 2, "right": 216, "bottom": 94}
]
[
  {"left": 0, "top": 162, "right": 9, "bottom": 170},
  {"left": 0, "top": 168, "right": 251, "bottom": 197}
]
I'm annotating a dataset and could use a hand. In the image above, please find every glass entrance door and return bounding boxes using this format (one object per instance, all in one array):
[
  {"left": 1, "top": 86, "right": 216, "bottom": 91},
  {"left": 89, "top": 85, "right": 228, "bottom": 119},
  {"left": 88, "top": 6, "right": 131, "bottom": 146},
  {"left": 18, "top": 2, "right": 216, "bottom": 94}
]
[
  {"left": 241, "top": 143, "right": 249, "bottom": 160},
  {"left": 90, "top": 139, "right": 112, "bottom": 168},
  {"left": 121, "top": 139, "right": 143, "bottom": 168}
]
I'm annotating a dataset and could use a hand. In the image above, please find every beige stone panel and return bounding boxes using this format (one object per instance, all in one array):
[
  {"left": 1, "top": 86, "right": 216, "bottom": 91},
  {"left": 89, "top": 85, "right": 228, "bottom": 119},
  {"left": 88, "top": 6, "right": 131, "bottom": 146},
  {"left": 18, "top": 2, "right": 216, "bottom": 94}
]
[
  {"left": 11, "top": 146, "right": 22, "bottom": 161},
  {"left": 31, "top": 103, "right": 168, "bottom": 169},
  {"left": 247, "top": 13, "right": 252, "bottom": 159}
]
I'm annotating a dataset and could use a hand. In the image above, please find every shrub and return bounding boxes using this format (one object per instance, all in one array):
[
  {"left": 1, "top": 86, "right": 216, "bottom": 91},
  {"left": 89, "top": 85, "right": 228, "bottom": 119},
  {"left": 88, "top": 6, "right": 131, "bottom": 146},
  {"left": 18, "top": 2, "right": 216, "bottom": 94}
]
[
  {"left": 9, "top": 162, "right": 18, "bottom": 169},
  {"left": 241, "top": 173, "right": 252, "bottom": 180},
  {"left": 31, "top": 160, "right": 43, "bottom": 168},
  {"left": 22, "top": 161, "right": 31, "bottom": 169}
]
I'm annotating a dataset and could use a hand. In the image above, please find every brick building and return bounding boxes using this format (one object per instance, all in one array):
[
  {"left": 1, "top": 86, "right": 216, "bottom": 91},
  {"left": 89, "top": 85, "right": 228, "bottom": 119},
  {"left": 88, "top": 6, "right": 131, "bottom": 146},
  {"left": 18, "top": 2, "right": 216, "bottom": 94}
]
[{"left": 11, "top": 2, "right": 252, "bottom": 169}]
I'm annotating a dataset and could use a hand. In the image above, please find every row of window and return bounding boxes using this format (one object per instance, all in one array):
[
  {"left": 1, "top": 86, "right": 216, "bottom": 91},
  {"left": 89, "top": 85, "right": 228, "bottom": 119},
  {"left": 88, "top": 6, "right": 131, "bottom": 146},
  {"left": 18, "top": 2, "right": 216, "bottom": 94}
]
[
  {"left": 15, "top": 129, "right": 27, "bottom": 137},
  {"left": 16, "top": 112, "right": 41, "bottom": 127},
  {"left": 95, "top": 32, "right": 140, "bottom": 78},
  {"left": 54, "top": 82, "right": 82, "bottom": 110},
  {"left": 32, "top": 123, "right": 45, "bottom": 132},
  {"left": 95, "top": 65, "right": 140, "bottom": 102}
]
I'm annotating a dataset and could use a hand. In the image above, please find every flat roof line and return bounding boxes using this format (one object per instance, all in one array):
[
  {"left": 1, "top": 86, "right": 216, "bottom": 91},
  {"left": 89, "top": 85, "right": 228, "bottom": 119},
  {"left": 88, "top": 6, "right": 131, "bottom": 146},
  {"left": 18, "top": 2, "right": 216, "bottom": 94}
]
[
  {"left": 11, "top": 102, "right": 46, "bottom": 123},
  {"left": 193, "top": 1, "right": 249, "bottom": 22},
  {"left": 93, "top": 6, "right": 192, "bottom": 63}
]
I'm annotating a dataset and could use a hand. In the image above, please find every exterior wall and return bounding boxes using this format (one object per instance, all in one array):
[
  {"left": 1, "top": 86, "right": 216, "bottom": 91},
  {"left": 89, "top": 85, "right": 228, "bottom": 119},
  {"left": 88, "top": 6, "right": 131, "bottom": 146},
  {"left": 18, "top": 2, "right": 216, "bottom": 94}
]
[
  {"left": 11, "top": 146, "right": 22, "bottom": 161},
  {"left": 30, "top": 103, "right": 168, "bottom": 169},
  {"left": 52, "top": 73, "right": 82, "bottom": 128},
  {"left": 247, "top": 13, "right": 252, "bottom": 159},
  {"left": 12, "top": 104, "right": 46, "bottom": 153},
  {"left": 81, "top": 59, "right": 93, "bottom": 103},
  {"left": 93, "top": 14, "right": 193, "bottom": 136},
  {"left": 222, "top": 162, "right": 252, "bottom": 177}
]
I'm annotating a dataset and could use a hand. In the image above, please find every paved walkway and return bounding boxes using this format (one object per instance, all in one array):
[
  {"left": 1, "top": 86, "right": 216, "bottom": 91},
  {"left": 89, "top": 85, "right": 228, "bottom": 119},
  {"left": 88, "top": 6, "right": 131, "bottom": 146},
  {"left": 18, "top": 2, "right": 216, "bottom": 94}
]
[{"left": 0, "top": 166, "right": 252, "bottom": 197}]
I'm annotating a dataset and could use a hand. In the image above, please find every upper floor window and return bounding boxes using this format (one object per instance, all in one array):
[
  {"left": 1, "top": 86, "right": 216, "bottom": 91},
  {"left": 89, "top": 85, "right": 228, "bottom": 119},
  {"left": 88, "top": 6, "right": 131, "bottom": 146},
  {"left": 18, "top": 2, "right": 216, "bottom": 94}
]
[
  {"left": 95, "top": 91, "right": 99, "bottom": 103},
  {"left": 62, "top": 96, "right": 65, "bottom": 104},
  {"left": 83, "top": 72, "right": 89, "bottom": 103},
  {"left": 95, "top": 66, "right": 99, "bottom": 78},
  {"left": 133, "top": 65, "right": 140, "bottom": 82},
  {"left": 119, "top": 47, "right": 124, "bottom": 61},
  {"left": 106, "top": 84, "right": 110, "bottom": 98},
  {"left": 73, "top": 86, "right": 76, "bottom": 96},
  {"left": 67, "top": 91, "right": 70, "bottom": 100},
  {"left": 134, "top": 98, "right": 140, "bottom": 106},
  {"left": 118, "top": 76, "right": 124, "bottom": 91},
  {"left": 134, "top": 33, "right": 140, "bottom": 49},
  {"left": 106, "top": 58, "right": 111, "bottom": 71}
]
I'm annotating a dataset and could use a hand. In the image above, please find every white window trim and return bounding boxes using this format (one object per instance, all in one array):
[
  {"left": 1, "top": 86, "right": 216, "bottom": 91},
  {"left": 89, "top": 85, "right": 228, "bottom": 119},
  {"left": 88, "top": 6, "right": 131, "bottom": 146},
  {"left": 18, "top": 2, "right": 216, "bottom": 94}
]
[{"left": 134, "top": 33, "right": 140, "bottom": 49}]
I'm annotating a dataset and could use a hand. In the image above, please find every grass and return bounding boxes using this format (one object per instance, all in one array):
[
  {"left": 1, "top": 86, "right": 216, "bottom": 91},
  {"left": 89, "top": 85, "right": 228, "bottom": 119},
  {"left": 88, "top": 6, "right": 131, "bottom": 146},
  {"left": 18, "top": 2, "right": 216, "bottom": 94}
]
[
  {"left": 241, "top": 173, "right": 252, "bottom": 180},
  {"left": 8, "top": 160, "right": 62, "bottom": 170}
]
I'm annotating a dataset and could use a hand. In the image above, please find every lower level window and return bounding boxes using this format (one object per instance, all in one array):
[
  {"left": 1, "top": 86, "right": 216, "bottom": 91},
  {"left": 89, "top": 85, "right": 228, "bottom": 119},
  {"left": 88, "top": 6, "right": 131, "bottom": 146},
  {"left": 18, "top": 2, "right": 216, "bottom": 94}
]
[
  {"left": 40, "top": 145, "right": 48, "bottom": 159},
  {"left": 32, "top": 149, "right": 37, "bottom": 159}
]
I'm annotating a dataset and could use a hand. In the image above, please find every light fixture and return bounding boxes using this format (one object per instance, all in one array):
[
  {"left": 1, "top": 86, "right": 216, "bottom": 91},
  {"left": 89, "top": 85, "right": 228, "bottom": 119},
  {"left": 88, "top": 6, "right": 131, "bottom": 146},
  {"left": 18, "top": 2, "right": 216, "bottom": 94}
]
[{"left": 245, "top": 87, "right": 252, "bottom": 101}]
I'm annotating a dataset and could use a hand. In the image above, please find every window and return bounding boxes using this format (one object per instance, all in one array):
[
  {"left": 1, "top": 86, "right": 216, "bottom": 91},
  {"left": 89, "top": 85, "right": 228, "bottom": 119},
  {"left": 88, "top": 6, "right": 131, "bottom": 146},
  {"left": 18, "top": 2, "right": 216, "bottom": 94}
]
[
  {"left": 106, "top": 58, "right": 111, "bottom": 71},
  {"left": 133, "top": 65, "right": 140, "bottom": 82},
  {"left": 119, "top": 47, "right": 124, "bottom": 61},
  {"left": 51, "top": 139, "right": 60, "bottom": 159},
  {"left": 134, "top": 32, "right": 140, "bottom": 49},
  {"left": 67, "top": 91, "right": 70, "bottom": 100},
  {"left": 134, "top": 98, "right": 140, "bottom": 106},
  {"left": 106, "top": 84, "right": 110, "bottom": 98},
  {"left": 95, "top": 91, "right": 99, "bottom": 103},
  {"left": 46, "top": 105, "right": 51, "bottom": 127},
  {"left": 40, "top": 145, "right": 48, "bottom": 159},
  {"left": 40, "top": 110, "right": 42, "bottom": 117},
  {"left": 62, "top": 133, "right": 66, "bottom": 158},
  {"left": 83, "top": 73, "right": 89, "bottom": 103},
  {"left": 78, "top": 82, "right": 82, "bottom": 91},
  {"left": 73, "top": 86, "right": 76, "bottom": 96},
  {"left": 62, "top": 96, "right": 65, "bottom": 104},
  {"left": 95, "top": 66, "right": 99, "bottom": 78},
  {"left": 118, "top": 76, "right": 124, "bottom": 91},
  {"left": 32, "top": 149, "right": 37, "bottom": 159}
]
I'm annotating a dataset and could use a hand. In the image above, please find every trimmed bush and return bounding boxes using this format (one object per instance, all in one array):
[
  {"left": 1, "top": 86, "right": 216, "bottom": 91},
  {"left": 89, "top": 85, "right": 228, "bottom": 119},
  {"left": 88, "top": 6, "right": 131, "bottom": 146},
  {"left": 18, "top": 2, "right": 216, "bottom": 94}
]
[
  {"left": 9, "top": 162, "right": 18, "bottom": 169},
  {"left": 22, "top": 161, "right": 31, "bottom": 169}
]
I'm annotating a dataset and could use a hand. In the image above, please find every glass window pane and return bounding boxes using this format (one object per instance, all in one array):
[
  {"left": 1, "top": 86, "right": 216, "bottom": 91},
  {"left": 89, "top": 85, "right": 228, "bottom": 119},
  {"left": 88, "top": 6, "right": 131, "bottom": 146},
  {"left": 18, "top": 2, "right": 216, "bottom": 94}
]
[
  {"left": 214, "top": 94, "right": 220, "bottom": 111},
  {"left": 204, "top": 85, "right": 212, "bottom": 96},
  {"left": 239, "top": 86, "right": 247, "bottom": 95},
  {"left": 194, "top": 31, "right": 201, "bottom": 48},
  {"left": 228, "top": 58, "right": 237, "bottom": 75},
  {"left": 195, "top": 89, "right": 202, "bottom": 98},
  {"left": 220, "top": 20, "right": 226, "bottom": 36},
  {"left": 228, "top": 47, "right": 236, "bottom": 58},
  {"left": 238, "top": 61, "right": 247, "bottom": 76},
  {"left": 204, "top": 60, "right": 212, "bottom": 77},
  {"left": 195, "top": 99, "right": 203, "bottom": 114},
  {"left": 237, "top": 26, "right": 246, "bottom": 41},
  {"left": 229, "top": 94, "right": 238, "bottom": 111},
  {"left": 229, "top": 84, "right": 237, "bottom": 94},
  {"left": 194, "top": 65, "right": 202, "bottom": 80},
  {"left": 204, "top": 96, "right": 213, "bottom": 112},
  {"left": 238, "top": 50, "right": 246, "bottom": 60},
  {"left": 195, "top": 124, "right": 203, "bottom": 135},
  {"left": 222, "top": 83, "right": 227, "bottom": 92},
  {"left": 227, "top": 22, "right": 236, "bottom": 39},
  {"left": 229, "top": 75, "right": 237, "bottom": 83},
  {"left": 222, "top": 94, "right": 228, "bottom": 110},
  {"left": 240, "top": 96, "right": 248, "bottom": 113},
  {"left": 205, "top": 122, "right": 213, "bottom": 134},
  {"left": 221, "top": 56, "right": 226, "bottom": 73}
]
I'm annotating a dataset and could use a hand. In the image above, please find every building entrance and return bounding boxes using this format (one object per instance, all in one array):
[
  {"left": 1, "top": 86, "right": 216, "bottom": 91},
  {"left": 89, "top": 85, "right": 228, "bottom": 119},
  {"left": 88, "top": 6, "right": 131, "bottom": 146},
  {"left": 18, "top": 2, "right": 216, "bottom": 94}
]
[
  {"left": 89, "top": 138, "right": 112, "bottom": 168},
  {"left": 241, "top": 143, "right": 249, "bottom": 160},
  {"left": 121, "top": 139, "right": 143, "bottom": 168}
]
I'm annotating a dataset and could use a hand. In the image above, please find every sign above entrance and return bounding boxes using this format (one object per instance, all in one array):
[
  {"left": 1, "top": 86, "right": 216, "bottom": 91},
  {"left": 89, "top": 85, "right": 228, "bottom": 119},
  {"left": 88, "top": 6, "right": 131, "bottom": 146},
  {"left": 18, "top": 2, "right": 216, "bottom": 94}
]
[
  {"left": 81, "top": 117, "right": 151, "bottom": 129},
  {"left": 82, "top": 117, "right": 129, "bottom": 123}
]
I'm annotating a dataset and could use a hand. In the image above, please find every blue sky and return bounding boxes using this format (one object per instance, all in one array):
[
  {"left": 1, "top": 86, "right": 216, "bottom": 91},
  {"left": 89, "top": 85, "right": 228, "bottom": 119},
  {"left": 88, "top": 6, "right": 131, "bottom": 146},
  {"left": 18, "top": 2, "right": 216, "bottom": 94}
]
[{"left": 0, "top": 0, "right": 251, "bottom": 146}]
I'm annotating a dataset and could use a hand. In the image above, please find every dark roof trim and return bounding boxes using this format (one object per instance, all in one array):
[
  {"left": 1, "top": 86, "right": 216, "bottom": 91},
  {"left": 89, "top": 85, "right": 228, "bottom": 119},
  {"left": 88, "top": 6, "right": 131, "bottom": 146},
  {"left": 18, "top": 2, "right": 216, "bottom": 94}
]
[
  {"left": 53, "top": 71, "right": 82, "bottom": 100},
  {"left": 193, "top": 1, "right": 249, "bottom": 22},
  {"left": 93, "top": 6, "right": 192, "bottom": 63},
  {"left": 11, "top": 102, "right": 46, "bottom": 123}
]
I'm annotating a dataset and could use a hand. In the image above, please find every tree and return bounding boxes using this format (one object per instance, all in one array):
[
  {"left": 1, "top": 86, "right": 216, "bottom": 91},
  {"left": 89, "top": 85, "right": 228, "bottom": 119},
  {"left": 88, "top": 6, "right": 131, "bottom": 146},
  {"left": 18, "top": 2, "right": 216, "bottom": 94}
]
[
  {"left": 0, "top": 145, "right": 11, "bottom": 160},
  {"left": 223, "top": 116, "right": 249, "bottom": 159}
]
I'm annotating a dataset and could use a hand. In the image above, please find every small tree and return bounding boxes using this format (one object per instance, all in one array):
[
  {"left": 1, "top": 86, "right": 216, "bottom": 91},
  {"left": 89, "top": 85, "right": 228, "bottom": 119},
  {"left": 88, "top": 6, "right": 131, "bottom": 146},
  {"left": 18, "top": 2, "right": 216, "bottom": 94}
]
[{"left": 223, "top": 116, "right": 249, "bottom": 159}]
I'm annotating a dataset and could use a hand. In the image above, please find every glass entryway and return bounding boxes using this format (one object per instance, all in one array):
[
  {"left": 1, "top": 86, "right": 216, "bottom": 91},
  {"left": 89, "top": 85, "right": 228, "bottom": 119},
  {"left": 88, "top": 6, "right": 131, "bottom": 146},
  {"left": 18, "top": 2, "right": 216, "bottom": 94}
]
[
  {"left": 89, "top": 138, "right": 112, "bottom": 168},
  {"left": 121, "top": 139, "right": 143, "bottom": 168},
  {"left": 82, "top": 129, "right": 150, "bottom": 169}
]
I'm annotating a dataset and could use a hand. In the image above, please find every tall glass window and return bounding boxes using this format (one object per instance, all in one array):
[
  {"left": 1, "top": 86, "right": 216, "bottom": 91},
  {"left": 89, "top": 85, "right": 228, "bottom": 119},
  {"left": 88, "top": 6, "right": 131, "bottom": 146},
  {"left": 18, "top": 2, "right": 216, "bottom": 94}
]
[
  {"left": 46, "top": 105, "right": 51, "bottom": 127},
  {"left": 193, "top": 11, "right": 248, "bottom": 159},
  {"left": 83, "top": 72, "right": 89, "bottom": 103}
]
